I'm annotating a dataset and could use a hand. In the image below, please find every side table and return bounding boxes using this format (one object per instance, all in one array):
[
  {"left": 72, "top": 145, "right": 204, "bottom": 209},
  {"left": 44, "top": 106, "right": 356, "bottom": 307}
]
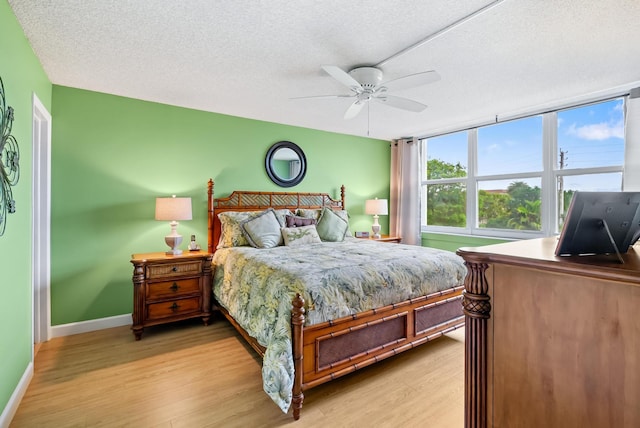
[{"left": 130, "top": 251, "right": 213, "bottom": 340}]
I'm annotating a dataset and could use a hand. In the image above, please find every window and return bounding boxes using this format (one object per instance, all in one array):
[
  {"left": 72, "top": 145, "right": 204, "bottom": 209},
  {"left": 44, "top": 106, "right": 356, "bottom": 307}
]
[
  {"left": 422, "top": 98, "right": 625, "bottom": 239},
  {"left": 477, "top": 116, "right": 543, "bottom": 232},
  {"left": 555, "top": 99, "right": 625, "bottom": 230},
  {"left": 477, "top": 116, "right": 542, "bottom": 176},
  {"left": 478, "top": 178, "right": 542, "bottom": 231},
  {"left": 424, "top": 132, "right": 467, "bottom": 227}
]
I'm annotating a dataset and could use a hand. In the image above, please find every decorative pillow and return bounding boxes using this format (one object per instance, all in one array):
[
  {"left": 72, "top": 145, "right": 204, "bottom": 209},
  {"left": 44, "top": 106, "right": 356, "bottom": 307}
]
[
  {"left": 316, "top": 207, "right": 349, "bottom": 242},
  {"left": 240, "top": 208, "right": 283, "bottom": 249},
  {"left": 285, "top": 215, "right": 317, "bottom": 227},
  {"left": 281, "top": 225, "right": 322, "bottom": 247},
  {"left": 296, "top": 208, "right": 321, "bottom": 220},
  {"left": 334, "top": 210, "right": 352, "bottom": 237},
  {"left": 217, "top": 209, "right": 292, "bottom": 249},
  {"left": 217, "top": 211, "right": 262, "bottom": 249},
  {"left": 296, "top": 208, "right": 352, "bottom": 237}
]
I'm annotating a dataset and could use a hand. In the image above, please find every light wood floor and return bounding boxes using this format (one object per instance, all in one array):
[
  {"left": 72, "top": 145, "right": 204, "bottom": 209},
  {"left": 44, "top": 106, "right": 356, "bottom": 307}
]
[{"left": 11, "top": 315, "right": 464, "bottom": 428}]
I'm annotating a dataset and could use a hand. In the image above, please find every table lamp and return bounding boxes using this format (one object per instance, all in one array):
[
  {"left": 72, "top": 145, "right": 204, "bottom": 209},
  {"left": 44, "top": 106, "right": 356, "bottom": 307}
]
[
  {"left": 155, "top": 195, "right": 192, "bottom": 255},
  {"left": 365, "top": 198, "right": 388, "bottom": 239}
]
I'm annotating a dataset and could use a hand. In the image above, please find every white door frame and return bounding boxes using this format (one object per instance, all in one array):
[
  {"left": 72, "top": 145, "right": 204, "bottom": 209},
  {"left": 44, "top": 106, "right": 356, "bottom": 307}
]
[{"left": 32, "top": 93, "right": 51, "bottom": 350}]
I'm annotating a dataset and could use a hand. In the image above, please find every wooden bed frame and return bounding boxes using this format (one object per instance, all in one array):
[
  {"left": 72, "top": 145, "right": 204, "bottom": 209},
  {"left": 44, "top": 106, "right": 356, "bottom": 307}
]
[{"left": 207, "top": 179, "right": 465, "bottom": 420}]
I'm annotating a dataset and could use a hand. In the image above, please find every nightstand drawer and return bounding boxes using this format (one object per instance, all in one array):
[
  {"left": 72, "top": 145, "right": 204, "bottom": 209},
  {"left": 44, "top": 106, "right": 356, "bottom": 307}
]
[
  {"left": 147, "top": 297, "right": 201, "bottom": 320},
  {"left": 146, "top": 260, "right": 202, "bottom": 279},
  {"left": 147, "top": 278, "right": 200, "bottom": 300}
]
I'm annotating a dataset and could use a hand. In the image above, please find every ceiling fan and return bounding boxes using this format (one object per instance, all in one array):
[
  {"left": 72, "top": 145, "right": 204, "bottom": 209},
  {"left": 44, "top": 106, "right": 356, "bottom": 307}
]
[{"left": 295, "top": 65, "right": 440, "bottom": 120}]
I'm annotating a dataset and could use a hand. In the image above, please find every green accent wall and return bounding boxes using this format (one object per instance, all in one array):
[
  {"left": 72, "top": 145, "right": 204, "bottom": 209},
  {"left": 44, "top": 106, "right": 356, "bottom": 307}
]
[
  {"left": 0, "top": 0, "right": 52, "bottom": 416},
  {"left": 50, "top": 86, "right": 389, "bottom": 325},
  {"left": 422, "top": 232, "right": 508, "bottom": 252}
]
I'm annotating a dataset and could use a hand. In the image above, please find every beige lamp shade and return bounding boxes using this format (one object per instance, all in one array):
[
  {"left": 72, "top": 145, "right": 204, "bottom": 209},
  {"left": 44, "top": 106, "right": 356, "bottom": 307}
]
[
  {"left": 365, "top": 198, "right": 388, "bottom": 216},
  {"left": 155, "top": 197, "right": 192, "bottom": 221}
]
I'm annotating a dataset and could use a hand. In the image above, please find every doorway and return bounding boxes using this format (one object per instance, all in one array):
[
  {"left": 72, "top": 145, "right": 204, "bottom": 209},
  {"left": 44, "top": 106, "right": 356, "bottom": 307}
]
[{"left": 32, "top": 94, "right": 51, "bottom": 355}]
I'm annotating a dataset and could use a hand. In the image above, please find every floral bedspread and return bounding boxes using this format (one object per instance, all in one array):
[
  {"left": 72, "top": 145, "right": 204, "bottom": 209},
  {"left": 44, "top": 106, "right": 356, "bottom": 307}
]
[{"left": 212, "top": 239, "right": 467, "bottom": 412}]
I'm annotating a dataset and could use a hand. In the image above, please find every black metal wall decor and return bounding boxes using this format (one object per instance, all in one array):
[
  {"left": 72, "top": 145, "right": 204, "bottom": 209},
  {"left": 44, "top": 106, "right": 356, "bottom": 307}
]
[{"left": 0, "top": 76, "right": 20, "bottom": 236}]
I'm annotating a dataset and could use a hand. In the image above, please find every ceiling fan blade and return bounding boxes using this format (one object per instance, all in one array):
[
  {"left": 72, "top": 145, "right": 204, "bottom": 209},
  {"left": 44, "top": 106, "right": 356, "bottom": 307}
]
[
  {"left": 322, "top": 65, "right": 362, "bottom": 91},
  {"left": 380, "top": 70, "right": 440, "bottom": 92},
  {"left": 344, "top": 100, "right": 365, "bottom": 120},
  {"left": 374, "top": 95, "right": 427, "bottom": 112}
]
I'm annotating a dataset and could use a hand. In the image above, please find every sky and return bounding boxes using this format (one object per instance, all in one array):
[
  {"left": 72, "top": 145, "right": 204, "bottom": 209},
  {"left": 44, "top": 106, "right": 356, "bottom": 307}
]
[{"left": 425, "top": 98, "right": 625, "bottom": 192}]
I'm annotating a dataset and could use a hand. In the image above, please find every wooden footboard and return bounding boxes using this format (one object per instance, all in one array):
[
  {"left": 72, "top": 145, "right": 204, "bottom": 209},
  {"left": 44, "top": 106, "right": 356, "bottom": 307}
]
[
  {"left": 216, "top": 285, "right": 464, "bottom": 420},
  {"left": 291, "top": 285, "right": 464, "bottom": 420}
]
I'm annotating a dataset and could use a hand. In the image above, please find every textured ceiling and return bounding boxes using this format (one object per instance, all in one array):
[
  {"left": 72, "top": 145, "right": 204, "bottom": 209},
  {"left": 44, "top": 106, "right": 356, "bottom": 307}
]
[{"left": 8, "top": 0, "right": 640, "bottom": 140}]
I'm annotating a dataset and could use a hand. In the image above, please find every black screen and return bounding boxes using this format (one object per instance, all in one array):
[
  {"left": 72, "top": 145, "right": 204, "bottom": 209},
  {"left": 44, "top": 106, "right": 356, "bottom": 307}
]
[{"left": 555, "top": 191, "right": 640, "bottom": 257}]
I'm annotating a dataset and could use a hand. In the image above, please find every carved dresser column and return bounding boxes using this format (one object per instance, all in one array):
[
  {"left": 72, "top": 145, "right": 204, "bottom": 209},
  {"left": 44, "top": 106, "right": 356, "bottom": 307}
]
[{"left": 457, "top": 250, "right": 491, "bottom": 428}]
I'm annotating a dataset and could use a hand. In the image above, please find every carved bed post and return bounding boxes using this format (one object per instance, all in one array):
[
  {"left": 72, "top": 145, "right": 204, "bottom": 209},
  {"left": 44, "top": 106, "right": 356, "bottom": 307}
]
[
  {"left": 459, "top": 254, "right": 491, "bottom": 428},
  {"left": 291, "top": 293, "right": 305, "bottom": 420},
  {"left": 207, "top": 179, "right": 214, "bottom": 254},
  {"left": 131, "top": 262, "right": 146, "bottom": 340},
  {"left": 340, "top": 185, "right": 345, "bottom": 209}
]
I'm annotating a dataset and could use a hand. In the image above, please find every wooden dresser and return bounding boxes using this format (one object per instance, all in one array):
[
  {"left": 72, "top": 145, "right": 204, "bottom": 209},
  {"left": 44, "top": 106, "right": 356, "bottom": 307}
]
[
  {"left": 130, "top": 251, "right": 213, "bottom": 340},
  {"left": 457, "top": 237, "right": 640, "bottom": 428}
]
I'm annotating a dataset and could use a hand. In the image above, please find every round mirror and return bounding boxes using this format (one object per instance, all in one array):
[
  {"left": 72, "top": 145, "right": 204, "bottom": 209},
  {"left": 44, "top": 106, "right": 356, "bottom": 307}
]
[{"left": 265, "top": 141, "right": 307, "bottom": 187}]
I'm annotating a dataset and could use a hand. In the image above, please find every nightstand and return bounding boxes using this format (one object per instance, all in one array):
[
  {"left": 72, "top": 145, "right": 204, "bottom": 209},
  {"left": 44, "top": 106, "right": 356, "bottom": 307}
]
[
  {"left": 130, "top": 251, "right": 213, "bottom": 340},
  {"left": 357, "top": 234, "right": 401, "bottom": 243}
]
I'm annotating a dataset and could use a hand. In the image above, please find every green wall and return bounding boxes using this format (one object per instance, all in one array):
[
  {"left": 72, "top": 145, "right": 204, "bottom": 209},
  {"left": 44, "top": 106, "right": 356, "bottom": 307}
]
[
  {"left": 422, "top": 232, "right": 508, "bottom": 252},
  {"left": 0, "top": 0, "right": 52, "bottom": 417},
  {"left": 51, "top": 86, "right": 389, "bottom": 325}
]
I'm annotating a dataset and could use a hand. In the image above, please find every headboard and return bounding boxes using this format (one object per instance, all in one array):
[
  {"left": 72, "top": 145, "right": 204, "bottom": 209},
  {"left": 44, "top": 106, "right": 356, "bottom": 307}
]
[{"left": 207, "top": 179, "right": 346, "bottom": 254}]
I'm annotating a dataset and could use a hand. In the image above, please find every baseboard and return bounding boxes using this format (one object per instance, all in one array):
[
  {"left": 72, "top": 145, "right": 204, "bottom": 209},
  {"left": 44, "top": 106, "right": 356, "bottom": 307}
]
[
  {"left": 50, "top": 313, "right": 132, "bottom": 338},
  {"left": 0, "top": 362, "right": 33, "bottom": 428}
]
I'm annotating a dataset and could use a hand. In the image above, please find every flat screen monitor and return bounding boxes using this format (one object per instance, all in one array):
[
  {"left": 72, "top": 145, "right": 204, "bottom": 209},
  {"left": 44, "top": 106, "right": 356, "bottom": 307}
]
[{"left": 555, "top": 191, "right": 640, "bottom": 261}]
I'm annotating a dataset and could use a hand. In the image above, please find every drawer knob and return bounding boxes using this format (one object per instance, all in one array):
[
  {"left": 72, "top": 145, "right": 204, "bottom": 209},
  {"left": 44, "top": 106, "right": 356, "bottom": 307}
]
[
  {"left": 170, "top": 282, "right": 180, "bottom": 292},
  {"left": 170, "top": 302, "right": 180, "bottom": 312},
  {"left": 171, "top": 266, "right": 178, "bottom": 272}
]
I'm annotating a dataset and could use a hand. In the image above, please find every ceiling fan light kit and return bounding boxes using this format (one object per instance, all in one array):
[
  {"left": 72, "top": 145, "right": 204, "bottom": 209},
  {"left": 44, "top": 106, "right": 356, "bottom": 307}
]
[
  {"left": 299, "top": 65, "right": 440, "bottom": 120},
  {"left": 348, "top": 67, "right": 383, "bottom": 88}
]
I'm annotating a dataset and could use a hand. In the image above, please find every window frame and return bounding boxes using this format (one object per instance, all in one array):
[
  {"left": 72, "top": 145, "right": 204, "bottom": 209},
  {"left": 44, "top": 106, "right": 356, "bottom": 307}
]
[{"left": 421, "top": 98, "right": 626, "bottom": 240}]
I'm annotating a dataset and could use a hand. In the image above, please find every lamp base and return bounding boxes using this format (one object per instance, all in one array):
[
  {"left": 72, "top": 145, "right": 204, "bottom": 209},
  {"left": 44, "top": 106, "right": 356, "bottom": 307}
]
[
  {"left": 165, "top": 233, "right": 183, "bottom": 256},
  {"left": 371, "top": 215, "right": 381, "bottom": 239}
]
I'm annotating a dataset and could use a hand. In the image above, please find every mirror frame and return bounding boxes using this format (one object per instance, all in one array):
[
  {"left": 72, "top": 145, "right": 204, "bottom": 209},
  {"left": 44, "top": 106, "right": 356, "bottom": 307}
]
[{"left": 265, "top": 141, "right": 307, "bottom": 188}]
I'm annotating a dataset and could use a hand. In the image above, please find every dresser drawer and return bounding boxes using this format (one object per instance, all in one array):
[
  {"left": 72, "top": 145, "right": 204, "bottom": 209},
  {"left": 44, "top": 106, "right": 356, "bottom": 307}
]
[
  {"left": 146, "top": 260, "right": 202, "bottom": 279},
  {"left": 147, "top": 297, "right": 201, "bottom": 320},
  {"left": 147, "top": 277, "right": 200, "bottom": 300}
]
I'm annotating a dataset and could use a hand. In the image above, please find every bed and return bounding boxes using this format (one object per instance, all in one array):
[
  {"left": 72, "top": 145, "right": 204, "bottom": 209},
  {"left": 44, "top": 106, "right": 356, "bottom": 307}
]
[{"left": 207, "top": 179, "right": 466, "bottom": 420}]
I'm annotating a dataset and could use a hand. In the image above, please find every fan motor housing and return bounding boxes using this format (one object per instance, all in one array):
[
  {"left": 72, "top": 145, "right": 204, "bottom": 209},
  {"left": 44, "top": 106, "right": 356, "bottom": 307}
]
[{"left": 348, "top": 67, "right": 383, "bottom": 89}]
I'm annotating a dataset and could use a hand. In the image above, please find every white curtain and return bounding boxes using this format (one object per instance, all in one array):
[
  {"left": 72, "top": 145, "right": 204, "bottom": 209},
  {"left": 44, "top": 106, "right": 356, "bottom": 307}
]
[
  {"left": 390, "top": 137, "right": 421, "bottom": 245},
  {"left": 624, "top": 89, "right": 640, "bottom": 191}
]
